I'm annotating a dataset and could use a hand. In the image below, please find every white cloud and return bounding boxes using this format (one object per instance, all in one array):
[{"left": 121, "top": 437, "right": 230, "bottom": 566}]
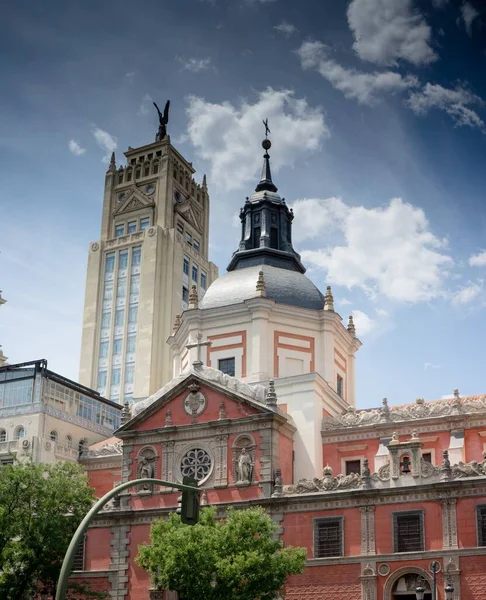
[
  {"left": 424, "top": 362, "right": 441, "bottom": 370},
  {"left": 339, "top": 298, "right": 352, "bottom": 306},
  {"left": 68, "top": 140, "right": 86, "bottom": 156},
  {"left": 469, "top": 251, "right": 486, "bottom": 267},
  {"left": 297, "top": 41, "right": 419, "bottom": 106},
  {"left": 347, "top": 0, "right": 437, "bottom": 66},
  {"left": 451, "top": 280, "right": 483, "bottom": 304},
  {"left": 461, "top": 2, "right": 480, "bottom": 35},
  {"left": 185, "top": 88, "right": 329, "bottom": 190},
  {"left": 352, "top": 309, "right": 376, "bottom": 335},
  {"left": 125, "top": 71, "right": 135, "bottom": 83},
  {"left": 274, "top": 21, "right": 298, "bottom": 36},
  {"left": 92, "top": 127, "right": 117, "bottom": 163},
  {"left": 294, "top": 197, "right": 452, "bottom": 302},
  {"left": 408, "top": 83, "right": 485, "bottom": 130},
  {"left": 178, "top": 57, "right": 214, "bottom": 73},
  {"left": 138, "top": 94, "right": 153, "bottom": 116}
]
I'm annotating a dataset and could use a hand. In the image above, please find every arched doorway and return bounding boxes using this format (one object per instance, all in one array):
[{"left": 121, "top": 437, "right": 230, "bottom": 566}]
[{"left": 384, "top": 567, "right": 433, "bottom": 600}]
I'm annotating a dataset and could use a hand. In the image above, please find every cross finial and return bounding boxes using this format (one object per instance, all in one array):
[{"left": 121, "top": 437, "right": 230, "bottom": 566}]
[
  {"left": 263, "top": 118, "right": 271, "bottom": 139},
  {"left": 186, "top": 331, "right": 212, "bottom": 367}
]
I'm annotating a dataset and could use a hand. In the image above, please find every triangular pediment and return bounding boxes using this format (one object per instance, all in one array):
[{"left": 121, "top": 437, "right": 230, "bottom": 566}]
[
  {"left": 116, "top": 367, "right": 275, "bottom": 434},
  {"left": 175, "top": 202, "right": 203, "bottom": 234},
  {"left": 114, "top": 186, "right": 155, "bottom": 216}
]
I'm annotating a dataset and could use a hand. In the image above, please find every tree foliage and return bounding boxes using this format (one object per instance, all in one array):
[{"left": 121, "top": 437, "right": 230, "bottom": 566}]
[
  {"left": 0, "top": 460, "right": 103, "bottom": 600},
  {"left": 137, "top": 506, "right": 307, "bottom": 600}
]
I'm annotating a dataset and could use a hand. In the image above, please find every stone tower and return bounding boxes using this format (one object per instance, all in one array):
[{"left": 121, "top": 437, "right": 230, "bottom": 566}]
[{"left": 79, "top": 124, "right": 218, "bottom": 404}]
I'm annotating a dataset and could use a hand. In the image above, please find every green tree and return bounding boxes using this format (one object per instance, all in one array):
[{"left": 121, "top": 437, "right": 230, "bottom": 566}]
[
  {"left": 0, "top": 460, "right": 106, "bottom": 599},
  {"left": 137, "top": 506, "right": 307, "bottom": 600}
]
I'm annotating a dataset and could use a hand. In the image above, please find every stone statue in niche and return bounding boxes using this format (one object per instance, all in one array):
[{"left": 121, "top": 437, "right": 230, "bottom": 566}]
[
  {"left": 137, "top": 451, "right": 156, "bottom": 490},
  {"left": 237, "top": 448, "right": 253, "bottom": 484}
]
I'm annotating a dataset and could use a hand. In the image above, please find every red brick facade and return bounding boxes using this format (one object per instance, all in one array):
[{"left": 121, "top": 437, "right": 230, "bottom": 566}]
[{"left": 76, "top": 377, "right": 486, "bottom": 600}]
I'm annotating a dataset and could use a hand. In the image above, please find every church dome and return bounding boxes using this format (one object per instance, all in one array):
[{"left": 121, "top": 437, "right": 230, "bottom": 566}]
[{"left": 199, "top": 264, "right": 324, "bottom": 311}]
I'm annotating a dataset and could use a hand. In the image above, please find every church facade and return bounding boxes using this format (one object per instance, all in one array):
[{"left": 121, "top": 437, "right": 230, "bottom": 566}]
[{"left": 74, "top": 128, "right": 486, "bottom": 600}]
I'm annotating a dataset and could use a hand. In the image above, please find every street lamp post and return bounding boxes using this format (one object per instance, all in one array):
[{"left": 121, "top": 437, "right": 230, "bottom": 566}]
[
  {"left": 415, "top": 563, "right": 454, "bottom": 600},
  {"left": 430, "top": 560, "right": 440, "bottom": 600}
]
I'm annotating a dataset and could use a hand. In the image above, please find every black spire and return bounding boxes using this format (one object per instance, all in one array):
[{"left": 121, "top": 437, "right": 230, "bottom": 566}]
[
  {"left": 227, "top": 129, "right": 305, "bottom": 274},
  {"left": 255, "top": 139, "right": 278, "bottom": 193}
]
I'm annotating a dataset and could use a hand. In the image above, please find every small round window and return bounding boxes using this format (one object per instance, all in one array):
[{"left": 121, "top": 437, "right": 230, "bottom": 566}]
[{"left": 180, "top": 448, "right": 212, "bottom": 482}]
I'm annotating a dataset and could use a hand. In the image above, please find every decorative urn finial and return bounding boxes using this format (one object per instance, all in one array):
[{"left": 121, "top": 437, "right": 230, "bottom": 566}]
[
  {"left": 256, "top": 270, "right": 266, "bottom": 296},
  {"left": 324, "top": 286, "right": 334, "bottom": 311},
  {"left": 173, "top": 314, "right": 181, "bottom": 333},
  {"left": 188, "top": 285, "right": 199, "bottom": 309},
  {"left": 266, "top": 379, "right": 278, "bottom": 409},
  {"left": 347, "top": 315, "right": 356, "bottom": 336}
]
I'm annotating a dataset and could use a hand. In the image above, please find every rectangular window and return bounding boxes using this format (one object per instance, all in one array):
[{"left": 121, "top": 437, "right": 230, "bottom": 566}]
[
  {"left": 115, "top": 224, "right": 125, "bottom": 238},
  {"left": 105, "top": 253, "right": 115, "bottom": 273},
  {"left": 270, "top": 227, "right": 279, "bottom": 249},
  {"left": 111, "top": 368, "right": 121, "bottom": 385},
  {"left": 192, "top": 265, "right": 198, "bottom": 282},
  {"left": 314, "top": 518, "right": 343, "bottom": 558},
  {"left": 125, "top": 364, "right": 134, "bottom": 384},
  {"left": 126, "top": 334, "right": 136, "bottom": 354},
  {"left": 182, "top": 286, "right": 189, "bottom": 304},
  {"left": 345, "top": 460, "right": 361, "bottom": 475},
  {"left": 115, "top": 309, "right": 125, "bottom": 326},
  {"left": 193, "top": 239, "right": 200, "bottom": 251},
  {"left": 97, "top": 370, "right": 107, "bottom": 388},
  {"left": 201, "top": 272, "right": 207, "bottom": 290},
  {"left": 101, "top": 312, "right": 111, "bottom": 328},
  {"left": 393, "top": 511, "right": 424, "bottom": 553},
  {"left": 72, "top": 536, "right": 86, "bottom": 572},
  {"left": 116, "top": 278, "right": 127, "bottom": 298},
  {"left": 337, "top": 374, "right": 343, "bottom": 397},
  {"left": 140, "top": 217, "right": 150, "bottom": 230},
  {"left": 118, "top": 250, "right": 129, "bottom": 270},
  {"left": 422, "top": 452, "right": 432, "bottom": 463},
  {"left": 185, "top": 231, "right": 192, "bottom": 245},
  {"left": 113, "top": 338, "right": 123, "bottom": 356},
  {"left": 183, "top": 257, "right": 190, "bottom": 275},
  {"left": 132, "top": 246, "right": 141, "bottom": 266},
  {"left": 477, "top": 505, "right": 486, "bottom": 546},
  {"left": 253, "top": 227, "right": 261, "bottom": 248},
  {"left": 127, "top": 221, "right": 137, "bottom": 234},
  {"left": 130, "top": 274, "right": 140, "bottom": 294},
  {"left": 218, "top": 357, "right": 235, "bottom": 377},
  {"left": 128, "top": 306, "right": 138, "bottom": 323},
  {"left": 103, "top": 282, "right": 113, "bottom": 300},
  {"left": 177, "top": 222, "right": 184, "bottom": 234},
  {"left": 99, "top": 341, "right": 109, "bottom": 358}
]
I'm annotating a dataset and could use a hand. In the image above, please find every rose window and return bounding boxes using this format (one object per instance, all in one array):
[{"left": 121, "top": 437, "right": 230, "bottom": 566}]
[{"left": 180, "top": 448, "right": 212, "bottom": 481}]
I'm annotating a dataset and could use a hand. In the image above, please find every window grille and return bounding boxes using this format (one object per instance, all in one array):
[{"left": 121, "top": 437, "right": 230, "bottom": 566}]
[
  {"left": 393, "top": 511, "right": 424, "bottom": 552},
  {"left": 314, "top": 518, "right": 343, "bottom": 558}
]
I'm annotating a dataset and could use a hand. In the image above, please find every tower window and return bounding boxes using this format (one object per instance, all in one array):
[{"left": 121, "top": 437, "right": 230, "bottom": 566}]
[
  {"left": 127, "top": 221, "right": 137, "bottom": 234},
  {"left": 253, "top": 227, "right": 261, "bottom": 248},
  {"left": 97, "top": 370, "right": 107, "bottom": 388},
  {"left": 314, "top": 518, "right": 343, "bottom": 558},
  {"left": 192, "top": 265, "right": 198, "bottom": 282},
  {"left": 393, "top": 511, "right": 424, "bottom": 553},
  {"left": 119, "top": 250, "right": 128, "bottom": 270},
  {"left": 193, "top": 239, "right": 200, "bottom": 251},
  {"left": 125, "top": 364, "right": 134, "bottom": 384},
  {"left": 140, "top": 218, "right": 150, "bottom": 230},
  {"left": 101, "top": 312, "right": 111, "bottom": 328},
  {"left": 115, "top": 309, "right": 125, "bottom": 326},
  {"left": 185, "top": 231, "right": 192, "bottom": 245},
  {"left": 99, "top": 340, "right": 109, "bottom": 358},
  {"left": 183, "top": 257, "right": 190, "bottom": 275},
  {"left": 126, "top": 334, "right": 136, "bottom": 354},
  {"left": 132, "top": 246, "right": 141, "bottom": 266},
  {"left": 105, "top": 253, "right": 115, "bottom": 273},
  {"left": 270, "top": 227, "right": 278, "bottom": 249},
  {"left": 113, "top": 338, "right": 123, "bottom": 356},
  {"left": 135, "top": 169, "right": 141, "bottom": 179},
  {"left": 111, "top": 368, "right": 121, "bottom": 385},
  {"left": 177, "top": 222, "right": 184, "bottom": 234},
  {"left": 115, "top": 224, "right": 125, "bottom": 238},
  {"left": 201, "top": 272, "right": 207, "bottom": 290},
  {"left": 128, "top": 306, "right": 138, "bottom": 323},
  {"left": 337, "top": 374, "right": 343, "bottom": 397},
  {"left": 144, "top": 166, "right": 150, "bottom": 177},
  {"left": 218, "top": 358, "right": 235, "bottom": 377},
  {"left": 50, "top": 430, "right": 58, "bottom": 442},
  {"left": 182, "top": 286, "right": 189, "bottom": 304},
  {"left": 153, "top": 163, "right": 159, "bottom": 174}
]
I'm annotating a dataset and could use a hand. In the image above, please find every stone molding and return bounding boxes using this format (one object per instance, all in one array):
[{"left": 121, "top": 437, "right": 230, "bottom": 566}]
[
  {"left": 383, "top": 566, "right": 432, "bottom": 600},
  {"left": 108, "top": 524, "right": 131, "bottom": 599},
  {"left": 361, "top": 563, "right": 377, "bottom": 600},
  {"left": 442, "top": 499, "right": 459, "bottom": 550},
  {"left": 322, "top": 395, "right": 486, "bottom": 432},
  {"left": 80, "top": 440, "right": 123, "bottom": 460}
]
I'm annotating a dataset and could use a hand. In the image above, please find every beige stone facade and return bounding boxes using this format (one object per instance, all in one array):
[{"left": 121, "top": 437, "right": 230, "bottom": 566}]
[{"left": 79, "top": 136, "right": 218, "bottom": 404}]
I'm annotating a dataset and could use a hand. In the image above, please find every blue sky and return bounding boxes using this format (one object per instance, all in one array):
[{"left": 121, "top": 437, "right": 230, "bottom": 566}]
[{"left": 1, "top": 0, "right": 485, "bottom": 408}]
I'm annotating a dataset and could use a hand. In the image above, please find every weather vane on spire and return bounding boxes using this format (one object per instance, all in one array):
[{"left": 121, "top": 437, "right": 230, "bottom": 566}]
[{"left": 263, "top": 118, "right": 271, "bottom": 139}]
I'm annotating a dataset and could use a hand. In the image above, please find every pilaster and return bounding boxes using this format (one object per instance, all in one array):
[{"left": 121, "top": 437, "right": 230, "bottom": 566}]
[
  {"left": 360, "top": 506, "right": 376, "bottom": 555},
  {"left": 361, "top": 563, "right": 377, "bottom": 600},
  {"left": 442, "top": 498, "right": 458, "bottom": 550},
  {"left": 108, "top": 524, "right": 131, "bottom": 599}
]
